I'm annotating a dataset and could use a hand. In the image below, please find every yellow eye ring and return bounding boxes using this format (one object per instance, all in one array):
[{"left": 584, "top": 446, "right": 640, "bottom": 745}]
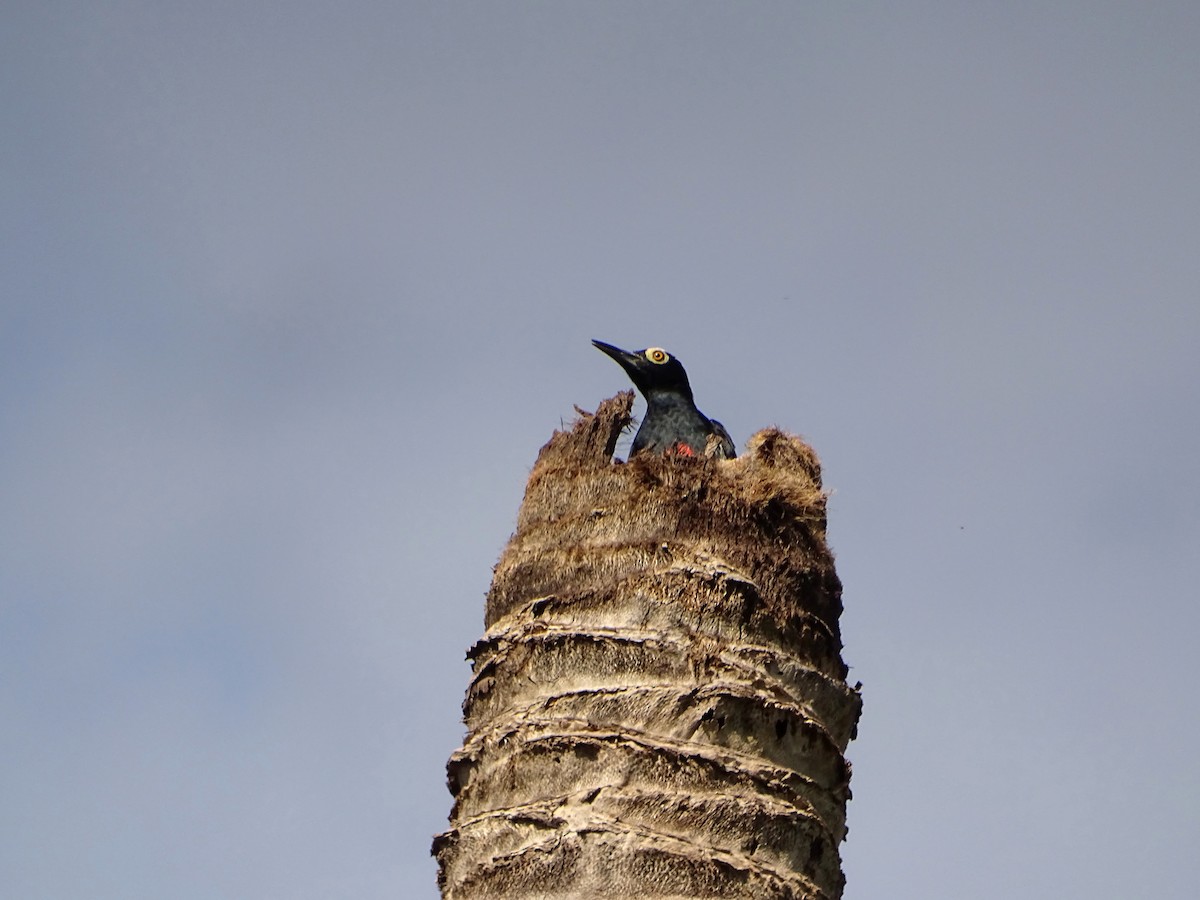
[{"left": 645, "top": 347, "right": 669, "bottom": 364}]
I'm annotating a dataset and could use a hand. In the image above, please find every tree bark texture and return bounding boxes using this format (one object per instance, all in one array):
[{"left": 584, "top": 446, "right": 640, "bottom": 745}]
[{"left": 434, "top": 392, "right": 861, "bottom": 899}]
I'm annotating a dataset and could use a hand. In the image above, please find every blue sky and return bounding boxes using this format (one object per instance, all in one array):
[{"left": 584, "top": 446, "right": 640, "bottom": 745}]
[{"left": 3, "top": 2, "right": 1198, "bottom": 897}]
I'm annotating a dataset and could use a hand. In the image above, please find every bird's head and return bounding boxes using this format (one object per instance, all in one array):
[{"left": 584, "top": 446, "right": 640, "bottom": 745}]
[{"left": 592, "top": 339, "right": 693, "bottom": 400}]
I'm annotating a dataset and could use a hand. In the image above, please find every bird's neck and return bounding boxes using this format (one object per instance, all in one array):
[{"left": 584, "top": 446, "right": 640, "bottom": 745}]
[{"left": 644, "top": 387, "right": 695, "bottom": 409}]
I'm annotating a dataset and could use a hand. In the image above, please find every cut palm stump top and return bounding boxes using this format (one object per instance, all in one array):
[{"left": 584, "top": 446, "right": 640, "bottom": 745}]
[{"left": 435, "top": 392, "right": 862, "bottom": 899}]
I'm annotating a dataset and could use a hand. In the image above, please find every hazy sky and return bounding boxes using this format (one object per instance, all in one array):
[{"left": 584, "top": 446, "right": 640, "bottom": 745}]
[{"left": 3, "top": 3, "right": 1198, "bottom": 898}]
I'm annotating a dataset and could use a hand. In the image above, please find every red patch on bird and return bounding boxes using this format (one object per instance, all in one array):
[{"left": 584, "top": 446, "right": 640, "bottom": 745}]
[{"left": 669, "top": 443, "right": 696, "bottom": 457}]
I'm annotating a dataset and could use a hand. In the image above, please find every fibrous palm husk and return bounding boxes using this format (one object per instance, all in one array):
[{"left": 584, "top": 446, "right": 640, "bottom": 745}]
[{"left": 435, "top": 392, "right": 861, "bottom": 899}]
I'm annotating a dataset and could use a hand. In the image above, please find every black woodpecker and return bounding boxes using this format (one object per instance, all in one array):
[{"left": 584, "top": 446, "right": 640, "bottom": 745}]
[{"left": 592, "top": 339, "right": 736, "bottom": 459}]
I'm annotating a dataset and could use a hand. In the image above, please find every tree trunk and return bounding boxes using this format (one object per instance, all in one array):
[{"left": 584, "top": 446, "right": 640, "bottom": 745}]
[{"left": 434, "top": 392, "right": 861, "bottom": 899}]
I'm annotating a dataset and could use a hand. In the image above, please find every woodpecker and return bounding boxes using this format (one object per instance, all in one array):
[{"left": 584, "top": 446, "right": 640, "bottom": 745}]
[{"left": 592, "top": 339, "right": 736, "bottom": 459}]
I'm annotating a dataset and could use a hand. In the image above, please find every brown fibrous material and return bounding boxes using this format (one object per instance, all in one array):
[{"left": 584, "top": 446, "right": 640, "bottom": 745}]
[{"left": 436, "top": 392, "right": 861, "bottom": 899}]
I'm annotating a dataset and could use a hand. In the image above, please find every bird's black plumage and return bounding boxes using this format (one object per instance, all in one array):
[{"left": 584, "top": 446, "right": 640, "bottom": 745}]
[{"left": 592, "top": 339, "right": 736, "bottom": 459}]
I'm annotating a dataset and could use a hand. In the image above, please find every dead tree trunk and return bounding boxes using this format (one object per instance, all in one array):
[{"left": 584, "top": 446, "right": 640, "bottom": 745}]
[{"left": 434, "top": 392, "right": 861, "bottom": 899}]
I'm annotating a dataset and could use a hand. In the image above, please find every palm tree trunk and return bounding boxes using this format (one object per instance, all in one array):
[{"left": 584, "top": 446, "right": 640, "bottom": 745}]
[{"left": 434, "top": 392, "right": 861, "bottom": 899}]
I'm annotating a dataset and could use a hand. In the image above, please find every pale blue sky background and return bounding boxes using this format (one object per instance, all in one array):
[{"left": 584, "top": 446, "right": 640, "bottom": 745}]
[{"left": 3, "top": 2, "right": 1198, "bottom": 898}]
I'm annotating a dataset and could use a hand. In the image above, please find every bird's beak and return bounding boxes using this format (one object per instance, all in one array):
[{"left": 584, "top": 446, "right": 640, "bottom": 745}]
[{"left": 591, "top": 339, "right": 643, "bottom": 377}]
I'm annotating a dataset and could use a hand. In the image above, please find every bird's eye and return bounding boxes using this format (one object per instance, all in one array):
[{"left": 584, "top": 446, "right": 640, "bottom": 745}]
[{"left": 645, "top": 347, "right": 670, "bottom": 364}]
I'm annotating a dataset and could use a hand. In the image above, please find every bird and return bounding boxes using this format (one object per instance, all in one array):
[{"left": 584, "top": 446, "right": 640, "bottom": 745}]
[{"left": 592, "top": 339, "right": 736, "bottom": 459}]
